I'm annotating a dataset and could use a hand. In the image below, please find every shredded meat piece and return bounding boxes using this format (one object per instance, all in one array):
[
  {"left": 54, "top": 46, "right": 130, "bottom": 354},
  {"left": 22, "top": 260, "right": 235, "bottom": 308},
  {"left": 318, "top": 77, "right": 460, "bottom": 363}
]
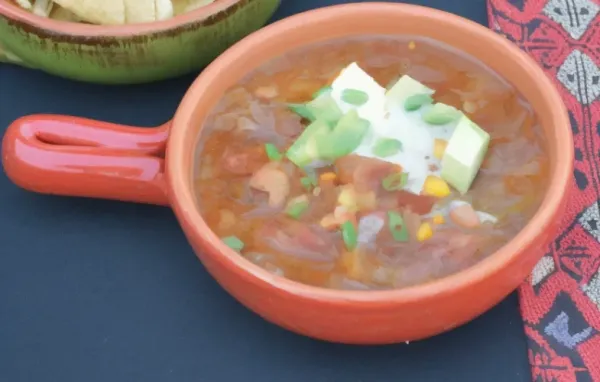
[
  {"left": 249, "top": 163, "right": 290, "bottom": 207},
  {"left": 258, "top": 220, "right": 339, "bottom": 262},
  {"left": 221, "top": 145, "right": 267, "bottom": 175}
]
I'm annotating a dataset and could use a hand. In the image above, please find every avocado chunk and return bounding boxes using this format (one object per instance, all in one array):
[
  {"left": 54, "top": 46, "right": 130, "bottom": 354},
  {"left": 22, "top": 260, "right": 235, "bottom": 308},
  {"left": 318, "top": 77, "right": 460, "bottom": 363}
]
[
  {"left": 422, "top": 103, "right": 461, "bottom": 125},
  {"left": 386, "top": 75, "right": 434, "bottom": 106},
  {"left": 324, "top": 109, "right": 370, "bottom": 159},
  {"left": 288, "top": 89, "right": 343, "bottom": 125},
  {"left": 306, "top": 92, "right": 344, "bottom": 127},
  {"left": 285, "top": 120, "right": 331, "bottom": 168},
  {"left": 404, "top": 94, "right": 433, "bottom": 111},
  {"left": 288, "top": 103, "right": 315, "bottom": 121},
  {"left": 313, "top": 86, "right": 332, "bottom": 99},
  {"left": 440, "top": 116, "right": 490, "bottom": 194},
  {"left": 285, "top": 110, "right": 370, "bottom": 168}
]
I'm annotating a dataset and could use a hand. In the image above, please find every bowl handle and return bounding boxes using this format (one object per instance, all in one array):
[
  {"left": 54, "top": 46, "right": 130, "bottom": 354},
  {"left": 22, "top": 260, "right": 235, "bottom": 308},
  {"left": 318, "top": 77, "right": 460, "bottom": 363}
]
[{"left": 2, "top": 114, "right": 171, "bottom": 206}]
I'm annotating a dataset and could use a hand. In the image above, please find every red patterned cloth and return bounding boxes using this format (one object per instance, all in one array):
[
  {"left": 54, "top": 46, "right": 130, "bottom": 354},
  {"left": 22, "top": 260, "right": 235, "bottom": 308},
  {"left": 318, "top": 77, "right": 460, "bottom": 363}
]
[{"left": 487, "top": 0, "right": 600, "bottom": 380}]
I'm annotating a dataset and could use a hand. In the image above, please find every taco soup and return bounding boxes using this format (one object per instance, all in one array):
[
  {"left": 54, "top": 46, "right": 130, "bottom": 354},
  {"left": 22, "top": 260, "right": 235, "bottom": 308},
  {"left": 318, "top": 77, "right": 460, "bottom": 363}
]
[{"left": 193, "top": 36, "right": 549, "bottom": 291}]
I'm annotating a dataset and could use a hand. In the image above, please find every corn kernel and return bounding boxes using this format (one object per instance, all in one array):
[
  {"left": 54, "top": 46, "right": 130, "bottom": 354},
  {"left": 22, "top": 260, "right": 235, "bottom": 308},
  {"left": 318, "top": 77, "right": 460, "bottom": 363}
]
[
  {"left": 341, "top": 251, "right": 363, "bottom": 280},
  {"left": 321, "top": 206, "right": 356, "bottom": 230},
  {"left": 338, "top": 186, "right": 377, "bottom": 212},
  {"left": 416, "top": 223, "right": 433, "bottom": 242},
  {"left": 432, "top": 214, "right": 445, "bottom": 225},
  {"left": 433, "top": 139, "right": 448, "bottom": 160},
  {"left": 423, "top": 176, "right": 451, "bottom": 198},
  {"left": 408, "top": 41, "right": 416, "bottom": 50},
  {"left": 320, "top": 214, "right": 338, "bottom": 230},
  {"left": 320, "top": 172, "right": 337, "bottom": 182},
  {"left": 338, "top": 186, "right": 358, "bottom": 211}
]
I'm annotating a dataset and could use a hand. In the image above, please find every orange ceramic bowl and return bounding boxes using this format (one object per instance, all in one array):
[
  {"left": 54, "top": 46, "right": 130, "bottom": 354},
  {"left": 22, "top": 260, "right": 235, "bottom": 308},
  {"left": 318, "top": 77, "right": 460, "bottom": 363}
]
[{"left": 1, "top": 3, "right": 572, "bottom": 344}]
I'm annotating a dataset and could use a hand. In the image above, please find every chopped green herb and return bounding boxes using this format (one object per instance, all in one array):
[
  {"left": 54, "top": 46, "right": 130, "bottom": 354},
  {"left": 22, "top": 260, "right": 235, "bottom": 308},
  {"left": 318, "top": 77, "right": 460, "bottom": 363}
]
[
  {"left": 286, "top": 110, "right": 369, "bottom": 167},
  {"left": 286, "top": 199, "right": 309, "bottom": 219},
  {"left": 288, "top": 103, "right": 315, "bottom": 121},
  {"left": 404, "top": 94, "right": 433, "bottom": 111},
  {"left": 312, "top": 86, "right": 332, "bottom": 99},
  {"left": 387, "top": 211, "right": 409, "bottom": 242},
  {"left": 319, "top": 110, "right": 370, "bottom": 161},
  {"left": 387, "top": 75, "right": 434, "bottom": 105},
  {"left": 341, "top": 221, "right": 358, "bottom": 251},
  {"left": 300, "top": 177, "right": 313, "bottom": 190},
  {"left": 264, "top": 143, "right": 282, "bottom": 161},
  {"left": 300, "top": 174, "right": 318, "bottom": 190},
  {"left": 382, "top": 172, "right": 408, "bottom": 191},
  {"left": 341, "top": 88, "right": 369, "bottom": 106},
  {"left": 373, "top": 138, "right": 403, "bottom": 157},
  {"left": 306, "top": 93, "right": 343, "bottom": 127},
  {"left": 222, "top": 236, "right": 245, "bottom": 251},
  {"left": 286, "top": 120, "right": 330, "bottom": 167},
  {"left": 422, "top": 103, "right": 461, "bottom": 125}
]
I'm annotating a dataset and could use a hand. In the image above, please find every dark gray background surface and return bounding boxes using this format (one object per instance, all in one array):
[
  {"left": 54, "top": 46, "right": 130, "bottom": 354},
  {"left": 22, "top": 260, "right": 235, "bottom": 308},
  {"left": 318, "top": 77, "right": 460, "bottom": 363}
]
[{"left": 0, "top": 1, "right": 531, "bottom": 381}]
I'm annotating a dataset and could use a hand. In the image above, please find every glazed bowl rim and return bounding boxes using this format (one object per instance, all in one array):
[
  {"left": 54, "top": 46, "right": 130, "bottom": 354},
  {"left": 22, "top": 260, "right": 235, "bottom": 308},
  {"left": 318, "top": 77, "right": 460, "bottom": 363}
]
[
  {"left": 168, "top": 3, "right": 572, "bottom": 305},
  {"left": 0, "top": 0, "right": 248, "bottom": 37}
]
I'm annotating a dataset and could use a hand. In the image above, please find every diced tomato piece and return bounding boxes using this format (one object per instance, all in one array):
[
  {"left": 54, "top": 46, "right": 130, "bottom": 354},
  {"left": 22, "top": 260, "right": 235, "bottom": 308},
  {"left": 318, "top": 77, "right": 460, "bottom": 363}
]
[
  {"left": 296, "top": 226, "right": 333, "bottom": 253},
  {"left": 396, "top": 190, "right": 437, "bottom": 215},
  {"left": 335, "top": 155, "right": 402, "bottom": 193},
  {"left": 259, "top": 220, "right": 338, "bottom": 262}
]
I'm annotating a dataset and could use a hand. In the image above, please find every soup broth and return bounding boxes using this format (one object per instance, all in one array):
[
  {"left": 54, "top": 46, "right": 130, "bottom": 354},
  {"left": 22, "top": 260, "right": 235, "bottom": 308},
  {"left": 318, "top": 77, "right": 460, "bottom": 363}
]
[{"left": 194, "top": 36, "right": 548, "bottom": 290}]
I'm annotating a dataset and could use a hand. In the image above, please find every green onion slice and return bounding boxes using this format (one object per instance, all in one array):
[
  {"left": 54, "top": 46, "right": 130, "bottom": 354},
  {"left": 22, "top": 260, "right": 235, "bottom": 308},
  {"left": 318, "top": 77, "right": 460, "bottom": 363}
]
[
  {"left": 264, "top": 143, "right": 282, "bottom": 161},
  {"left": 372, "top": 138, "right": 403, "bottom": 157},
  {"left": 300, "top": 173, "right": 318, "bottom": 190},
  {"left": 341, "top": 220, "right": 358, "bottom": 251},
  {"left": 387, "top": 211, "right": 409, "bottom": 242},
  {"left": 404, "top": 94, "right": 433, "bottom": 111},
  {"left": 286, "top": 198, "right": 310, "bottom": 220},
  {"left": 382, "top": 172, "right": 408, "bottom": 191},
  {"left": 222, "top": 236, "right": 244, "bottom": 251},
  {"left": 341, "top": 88, "right": 369, "bottom": 106}
]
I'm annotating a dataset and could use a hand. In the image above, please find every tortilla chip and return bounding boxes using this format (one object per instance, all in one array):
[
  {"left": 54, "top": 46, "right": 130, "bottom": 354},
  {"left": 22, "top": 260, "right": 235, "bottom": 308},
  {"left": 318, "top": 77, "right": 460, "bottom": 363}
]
[
  {"left": 155, "top": 0, "right": 174, "bottom": 21},
  {"left": 183, "top": 0, "right": 215, "bottom": 12},
  {"left": 172, "top": 0, "right": 214, "bottom": 15},
  {"left": 32, "top": 0, "right": 53, "bottom": 17},
  {"left": 14, "top": 0, "right": 33, "bottom": 10},
  {"left": 52, "top": 0, "right": 126, "bottom": 25},
  {"left": 124, "top": 0, "right": 155, "bottom": 23},
  {"left": 50, "top": 5, "right": 81, "bottom": 22}
]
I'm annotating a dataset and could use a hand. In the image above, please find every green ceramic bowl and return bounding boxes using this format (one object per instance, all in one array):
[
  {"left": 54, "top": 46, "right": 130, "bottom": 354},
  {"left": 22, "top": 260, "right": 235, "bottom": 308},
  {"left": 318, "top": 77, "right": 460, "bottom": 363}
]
[{"left": 0, "top": 0, "right": 280, "bottom": 84}]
